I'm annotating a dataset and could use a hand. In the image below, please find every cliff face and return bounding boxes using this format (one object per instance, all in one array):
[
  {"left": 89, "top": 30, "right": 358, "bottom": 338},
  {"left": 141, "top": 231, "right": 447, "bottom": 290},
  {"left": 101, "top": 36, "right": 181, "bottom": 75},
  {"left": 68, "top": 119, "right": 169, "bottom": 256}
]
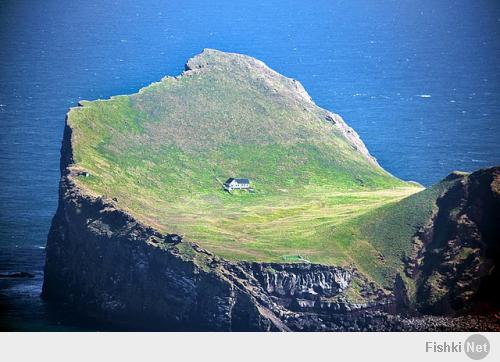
[
  {"left": 412, "top": 168, "right": 500, "bottom": 314},
  {"left": 250, "top": 263, "right": 351, "bottom": 299}
]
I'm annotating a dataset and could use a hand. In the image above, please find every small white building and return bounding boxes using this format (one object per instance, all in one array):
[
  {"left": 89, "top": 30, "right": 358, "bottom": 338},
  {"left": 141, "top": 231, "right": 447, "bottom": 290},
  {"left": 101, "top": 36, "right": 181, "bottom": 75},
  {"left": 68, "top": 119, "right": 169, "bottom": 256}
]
[{"left": 223, "top": 178, "right": 250, "bottom": 191}]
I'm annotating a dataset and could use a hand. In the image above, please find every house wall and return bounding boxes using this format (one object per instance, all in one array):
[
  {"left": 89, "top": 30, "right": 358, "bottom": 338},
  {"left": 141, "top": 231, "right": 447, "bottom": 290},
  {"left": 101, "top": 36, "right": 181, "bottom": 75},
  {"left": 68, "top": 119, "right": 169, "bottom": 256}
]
[{"left": 226, "top": 182, "right": 249, "bottom": 190}]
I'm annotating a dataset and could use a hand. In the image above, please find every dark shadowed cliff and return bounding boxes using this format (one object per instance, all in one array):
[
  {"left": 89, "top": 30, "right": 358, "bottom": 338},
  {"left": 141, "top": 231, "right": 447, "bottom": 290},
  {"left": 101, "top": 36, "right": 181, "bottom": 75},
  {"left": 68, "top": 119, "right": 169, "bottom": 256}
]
[{"left": 413, "top": 168, "right": 500, "bottom": 314}]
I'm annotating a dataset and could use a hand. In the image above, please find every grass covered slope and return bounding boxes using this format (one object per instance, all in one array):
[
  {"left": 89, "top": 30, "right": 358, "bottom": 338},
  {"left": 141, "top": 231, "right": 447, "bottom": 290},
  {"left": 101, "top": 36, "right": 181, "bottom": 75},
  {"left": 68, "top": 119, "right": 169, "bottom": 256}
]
[
  {"left": 332, "top": 177, "right": 459, "bottom": 287},
  {"left": 67, "top": 49, "right": 422, "bottom": 280}
]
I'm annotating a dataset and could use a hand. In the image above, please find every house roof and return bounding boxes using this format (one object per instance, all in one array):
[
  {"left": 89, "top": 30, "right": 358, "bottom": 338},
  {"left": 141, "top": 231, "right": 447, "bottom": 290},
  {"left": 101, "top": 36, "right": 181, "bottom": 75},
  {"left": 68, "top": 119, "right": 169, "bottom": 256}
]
[{"left": 224, "top": 178, "right": 249, "bottom": 184}]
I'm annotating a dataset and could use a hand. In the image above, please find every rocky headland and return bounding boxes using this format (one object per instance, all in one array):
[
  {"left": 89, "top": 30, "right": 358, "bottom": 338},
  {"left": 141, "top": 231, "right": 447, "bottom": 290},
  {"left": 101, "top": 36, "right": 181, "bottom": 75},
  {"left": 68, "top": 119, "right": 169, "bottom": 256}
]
[{"left": 42, "top": 50, "right": 500, "bottom": 331}]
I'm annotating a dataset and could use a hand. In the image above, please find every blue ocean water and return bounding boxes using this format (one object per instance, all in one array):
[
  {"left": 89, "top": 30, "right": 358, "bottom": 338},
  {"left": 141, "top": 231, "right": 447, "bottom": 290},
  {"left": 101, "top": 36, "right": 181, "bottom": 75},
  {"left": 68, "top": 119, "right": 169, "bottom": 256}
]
[{"left": 0, "top": 0, "right": 499, "bottom": 330}]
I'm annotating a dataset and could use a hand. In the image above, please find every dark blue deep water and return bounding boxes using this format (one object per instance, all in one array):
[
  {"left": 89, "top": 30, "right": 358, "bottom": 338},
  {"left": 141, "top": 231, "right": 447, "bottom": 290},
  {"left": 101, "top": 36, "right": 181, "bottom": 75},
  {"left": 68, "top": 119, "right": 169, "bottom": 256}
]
[{"left": 1, "top": 0, "right": 499, "bottom": 330}]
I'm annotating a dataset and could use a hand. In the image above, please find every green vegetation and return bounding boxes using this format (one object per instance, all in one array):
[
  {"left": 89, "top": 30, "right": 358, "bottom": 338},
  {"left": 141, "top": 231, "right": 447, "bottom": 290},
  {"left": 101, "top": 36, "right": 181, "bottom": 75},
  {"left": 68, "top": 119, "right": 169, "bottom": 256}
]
[
  {"left": 68, "top": 49, "right": 430, "bottom": 286},
  {"left": 326, "top": 178, "right": 457, "bottom": 286}
]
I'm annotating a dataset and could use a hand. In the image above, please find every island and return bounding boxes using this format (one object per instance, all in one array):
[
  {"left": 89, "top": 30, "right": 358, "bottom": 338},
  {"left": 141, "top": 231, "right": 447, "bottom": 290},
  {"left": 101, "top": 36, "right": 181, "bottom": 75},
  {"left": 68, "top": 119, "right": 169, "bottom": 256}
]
[{"left": 42, "top": 49, "right": 500, "bottom": 331}]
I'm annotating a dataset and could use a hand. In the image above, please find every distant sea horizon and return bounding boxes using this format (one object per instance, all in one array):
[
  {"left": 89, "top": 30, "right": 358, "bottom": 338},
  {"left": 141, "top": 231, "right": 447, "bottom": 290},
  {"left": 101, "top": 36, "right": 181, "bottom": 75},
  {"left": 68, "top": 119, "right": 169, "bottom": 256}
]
[{"left": 1, "top": 0, "right": 499, "bottom": 330}]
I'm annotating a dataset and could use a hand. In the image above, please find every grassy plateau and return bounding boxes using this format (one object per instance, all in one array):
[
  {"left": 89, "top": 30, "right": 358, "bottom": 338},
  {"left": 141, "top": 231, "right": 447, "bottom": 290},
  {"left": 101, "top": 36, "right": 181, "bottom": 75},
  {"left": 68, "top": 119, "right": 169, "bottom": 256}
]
[{"left": 68, "top": 49, "right": 438, "bottom": 286}]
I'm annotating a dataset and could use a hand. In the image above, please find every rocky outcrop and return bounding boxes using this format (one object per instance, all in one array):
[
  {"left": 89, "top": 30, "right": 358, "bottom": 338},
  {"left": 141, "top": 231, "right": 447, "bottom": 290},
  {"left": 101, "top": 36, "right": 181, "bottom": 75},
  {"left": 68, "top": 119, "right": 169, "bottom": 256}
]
[
  {"left": 324, "top": 111, "right": 380, "bottom": 167},
  {"left": 250, "top": 263, "right": 351, "bottom": 298},
  {"left": 410, "top": 167, "right": 500, "bottom": 314}
]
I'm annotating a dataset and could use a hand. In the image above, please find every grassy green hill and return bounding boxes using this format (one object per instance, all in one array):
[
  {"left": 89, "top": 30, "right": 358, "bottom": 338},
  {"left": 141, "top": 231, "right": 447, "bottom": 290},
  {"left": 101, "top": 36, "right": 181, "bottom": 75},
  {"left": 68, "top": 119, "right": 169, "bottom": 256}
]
[{"left": 68, "top": 49, "right": 424, "bottom": 285}]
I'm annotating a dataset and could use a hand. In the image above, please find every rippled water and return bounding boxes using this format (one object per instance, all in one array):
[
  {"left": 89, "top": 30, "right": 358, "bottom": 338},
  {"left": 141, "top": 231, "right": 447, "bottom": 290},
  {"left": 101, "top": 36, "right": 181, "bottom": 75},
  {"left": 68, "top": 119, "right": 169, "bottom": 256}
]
[{"left": 0, "top": 0, "right": 499, "bottom": 330}]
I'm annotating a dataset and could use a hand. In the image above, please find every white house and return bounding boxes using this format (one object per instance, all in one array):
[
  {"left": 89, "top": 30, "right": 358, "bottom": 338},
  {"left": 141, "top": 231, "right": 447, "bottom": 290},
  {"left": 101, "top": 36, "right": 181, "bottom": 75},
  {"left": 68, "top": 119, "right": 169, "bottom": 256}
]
[{"left": 223, "top": 178, "right": 250, "bottom": 191}]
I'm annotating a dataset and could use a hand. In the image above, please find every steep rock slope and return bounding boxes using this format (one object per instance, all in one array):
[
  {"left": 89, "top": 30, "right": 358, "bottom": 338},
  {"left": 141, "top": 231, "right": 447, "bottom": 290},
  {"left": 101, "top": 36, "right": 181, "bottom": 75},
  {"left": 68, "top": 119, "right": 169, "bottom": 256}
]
[{"left": 413, "top": 168, "right": 500, "bottom": 314}]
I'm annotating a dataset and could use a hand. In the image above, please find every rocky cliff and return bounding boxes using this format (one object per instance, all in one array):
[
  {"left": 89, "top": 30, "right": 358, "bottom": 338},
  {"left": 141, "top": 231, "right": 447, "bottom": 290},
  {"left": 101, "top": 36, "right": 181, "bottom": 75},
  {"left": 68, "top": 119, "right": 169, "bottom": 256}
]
[{"left": 411, "top": 168, "right": 500, "bottom": 315}]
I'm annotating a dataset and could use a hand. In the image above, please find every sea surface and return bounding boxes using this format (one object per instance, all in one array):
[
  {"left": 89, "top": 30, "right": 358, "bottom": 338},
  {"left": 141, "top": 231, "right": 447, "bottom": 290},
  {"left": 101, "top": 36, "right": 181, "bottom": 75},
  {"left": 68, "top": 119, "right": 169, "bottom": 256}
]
[{"left": 0, "top": 0, "right": 499, "bottom": 330}]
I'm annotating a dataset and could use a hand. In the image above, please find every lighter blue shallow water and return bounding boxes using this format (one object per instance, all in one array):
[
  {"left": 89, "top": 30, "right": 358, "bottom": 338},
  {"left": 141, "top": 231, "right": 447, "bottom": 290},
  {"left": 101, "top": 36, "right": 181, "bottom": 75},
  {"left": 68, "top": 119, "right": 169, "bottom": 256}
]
[{"left": 0, "top": 0, "right": 499, "bottom": 330}]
